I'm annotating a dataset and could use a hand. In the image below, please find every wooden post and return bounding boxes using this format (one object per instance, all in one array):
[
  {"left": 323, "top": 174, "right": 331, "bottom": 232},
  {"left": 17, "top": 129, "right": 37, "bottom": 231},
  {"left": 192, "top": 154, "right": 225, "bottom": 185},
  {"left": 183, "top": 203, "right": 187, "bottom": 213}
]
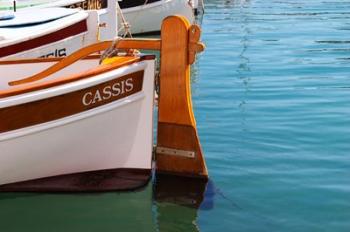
[{"left": 156, "top": 16, "right": 208, "bottom": 179}]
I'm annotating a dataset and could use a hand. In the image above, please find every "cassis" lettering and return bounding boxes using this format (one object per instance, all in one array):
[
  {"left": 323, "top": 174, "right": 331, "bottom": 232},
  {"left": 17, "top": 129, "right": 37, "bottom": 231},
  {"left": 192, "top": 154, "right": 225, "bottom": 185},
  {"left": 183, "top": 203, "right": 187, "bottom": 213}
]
[{"left": 82, "top": 78, "right": 134, "bottom": 106}]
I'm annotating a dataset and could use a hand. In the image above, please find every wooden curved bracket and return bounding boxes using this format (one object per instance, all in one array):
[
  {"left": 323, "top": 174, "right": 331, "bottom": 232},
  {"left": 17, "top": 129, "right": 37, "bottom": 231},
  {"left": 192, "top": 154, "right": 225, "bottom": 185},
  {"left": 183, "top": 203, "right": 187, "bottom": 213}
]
[
  {"left": 8, "top": 42, "right": 112, "bottom": 86},
  {"left": 8, "top": 39, "right": 161, "bottom": 86}
]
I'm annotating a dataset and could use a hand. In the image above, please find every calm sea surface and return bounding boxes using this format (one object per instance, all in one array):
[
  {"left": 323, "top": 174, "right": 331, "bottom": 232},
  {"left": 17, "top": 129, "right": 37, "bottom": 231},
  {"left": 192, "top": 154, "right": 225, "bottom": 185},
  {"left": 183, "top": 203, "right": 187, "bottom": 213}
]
[{"left": 1, "top": 0, "right": 350, "bottom": 231}]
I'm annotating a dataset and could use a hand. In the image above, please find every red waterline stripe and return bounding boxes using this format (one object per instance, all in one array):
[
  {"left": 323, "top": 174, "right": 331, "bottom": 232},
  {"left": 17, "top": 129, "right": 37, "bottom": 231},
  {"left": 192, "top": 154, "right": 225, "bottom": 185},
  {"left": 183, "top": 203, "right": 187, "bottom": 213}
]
[{"left": 0, "top": 20, "right": 88, "bottom": 58}]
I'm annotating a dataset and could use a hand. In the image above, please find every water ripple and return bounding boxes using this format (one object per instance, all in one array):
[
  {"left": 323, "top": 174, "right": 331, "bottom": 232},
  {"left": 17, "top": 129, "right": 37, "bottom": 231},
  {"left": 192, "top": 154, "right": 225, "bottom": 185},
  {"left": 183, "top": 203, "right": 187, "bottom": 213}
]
[{"left": 196, "top": 0, "right": 350, "bottom": 231}]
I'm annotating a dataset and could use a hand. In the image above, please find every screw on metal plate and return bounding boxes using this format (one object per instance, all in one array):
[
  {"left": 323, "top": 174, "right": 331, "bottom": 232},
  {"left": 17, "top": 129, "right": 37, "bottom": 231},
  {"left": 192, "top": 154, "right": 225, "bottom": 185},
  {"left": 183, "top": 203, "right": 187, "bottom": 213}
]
[{"left": 156, "top": 147, "right": 196, "bottom": 159}]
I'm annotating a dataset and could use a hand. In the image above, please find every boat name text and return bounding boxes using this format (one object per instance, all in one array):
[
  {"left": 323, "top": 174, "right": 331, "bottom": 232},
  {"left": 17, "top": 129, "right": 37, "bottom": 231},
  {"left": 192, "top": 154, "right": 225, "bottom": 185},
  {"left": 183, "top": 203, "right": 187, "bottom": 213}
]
[
  {"left": 82, "top": 78, "right": 134, "bottom": 106},
  {"left": 39, "top": 48, "right": 67, "bottom": 58},
  {"left": 67, "top": 0, "right": 107, "bottom": 10}
]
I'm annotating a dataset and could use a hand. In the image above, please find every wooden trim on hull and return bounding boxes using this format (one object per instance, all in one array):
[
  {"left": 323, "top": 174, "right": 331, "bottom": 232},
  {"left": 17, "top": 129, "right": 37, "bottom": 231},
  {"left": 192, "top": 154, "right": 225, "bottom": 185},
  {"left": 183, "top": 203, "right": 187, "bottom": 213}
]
[
  {"left": 0, "top": 56, "right": 140, "bottom": 97},
  {"left": 0, "top": 70, "right": 144, "bottom": 133},
  {"left": 0, "top": 20, "right": 88, "bottom": 58},
  {"left": 0, "top": 168, "right": 151, "bottom": 192}
]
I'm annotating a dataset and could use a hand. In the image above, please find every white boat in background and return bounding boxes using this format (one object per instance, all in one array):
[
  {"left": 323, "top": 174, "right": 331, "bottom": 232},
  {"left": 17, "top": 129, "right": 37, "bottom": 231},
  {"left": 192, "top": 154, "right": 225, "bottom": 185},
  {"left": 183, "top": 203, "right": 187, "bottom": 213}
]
[
  {"left": 0, "top": 0, "right": 117, "bottom": 59},
  {"left": 191, "top": 0, "right": 205, "bottom": 15},
  {"left": 117, "top": 0, "right": 195, "bottom": 35},
  {"left": 0, "top": 0, "right": 84, "bottom": 10},
  {"left": 58, "top": 0, "right": 197, "bottom": 35},
  {"left": 0, "top": 8, "right": 96, "bottom": 59},
  {"left": 1, "top": 0, "right": 196, "bottom": 35}
]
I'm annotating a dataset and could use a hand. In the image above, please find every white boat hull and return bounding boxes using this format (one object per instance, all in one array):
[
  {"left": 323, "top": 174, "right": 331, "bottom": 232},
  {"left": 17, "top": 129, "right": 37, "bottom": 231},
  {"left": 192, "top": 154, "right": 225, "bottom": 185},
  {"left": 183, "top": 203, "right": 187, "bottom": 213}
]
[
  {"left": 0, "top": 9, "right": 97, "bottom": 59},
  {"left": 3, "top": 32, "right": 92, "bottom": 60},
  {"left": 0, "top": 0, "right": 84, "bottom": 10},
  {"left": 1, "top": 0, "right": 195, "bottom": 36},
  {"left": 0, "top": 1, "right": 117, "bottom": 60},
  {"left": 119, "top": 0, "right": 194, "bottom": 35},
  {"left": 0, "top": 58, "right": 155, "bottom": 188}
]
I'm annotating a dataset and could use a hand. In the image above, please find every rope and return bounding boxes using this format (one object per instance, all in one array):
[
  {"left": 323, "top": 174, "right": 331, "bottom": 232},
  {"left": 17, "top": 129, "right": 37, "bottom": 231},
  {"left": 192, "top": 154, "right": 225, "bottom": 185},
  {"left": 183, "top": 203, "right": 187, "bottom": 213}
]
[
  {"left": 99, "top": 0, "right": 152, "bottom": 63},
  {"left": 116, "top": 2, "right": 132, "bottom": 38},
  {"left": 99, "top": 38, "right": 120, "bottom": 64},
  {"left": 118, "top": 0, "right": 149, "bottom": 37},
  {"left": 98, "top": 38, "right": 140, "bottom": 64}
]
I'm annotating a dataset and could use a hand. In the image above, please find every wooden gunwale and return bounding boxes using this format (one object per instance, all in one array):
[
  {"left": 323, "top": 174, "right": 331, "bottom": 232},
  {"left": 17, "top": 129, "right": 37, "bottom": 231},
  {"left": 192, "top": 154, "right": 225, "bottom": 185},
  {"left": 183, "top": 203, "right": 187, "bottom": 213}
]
[{"left": 0, "top": 56, "right": 140, "bottom": 98}]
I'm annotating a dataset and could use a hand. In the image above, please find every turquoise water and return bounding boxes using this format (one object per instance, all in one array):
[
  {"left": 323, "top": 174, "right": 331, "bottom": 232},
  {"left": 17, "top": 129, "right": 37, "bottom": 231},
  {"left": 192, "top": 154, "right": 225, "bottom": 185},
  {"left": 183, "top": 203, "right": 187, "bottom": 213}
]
[
  {"left": 196, "top": 0, "right": 350, "bottom": 231},
  {"left": 1, "top": 0, "right": 350, "bottom": 231}
]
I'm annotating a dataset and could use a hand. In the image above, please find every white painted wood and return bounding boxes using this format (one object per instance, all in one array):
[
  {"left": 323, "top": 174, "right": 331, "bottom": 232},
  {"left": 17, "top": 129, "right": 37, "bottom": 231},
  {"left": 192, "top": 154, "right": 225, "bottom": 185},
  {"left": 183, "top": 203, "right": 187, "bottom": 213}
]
[
  {"left": 0, "top": 61, "right": 146, "bottom": 105},
  {"left": 1, "top": 0, "right": 195, "bottom": 35},
  {"left": 0, "top": 9, "right": 95, "bottom": 59},
  {"left": 97, "top": 0, "right": 117, "bottom": 41},
  {"left": 0, "top": 3, "right": 116, "bottom": 59},
  {"left": 0, "top": 0, "right": 84, "bottom": 10},
  {"left": 119, "top": 0, "right": 194, "bottom": 35},
  {"left": 0, "top": 8, "right": 80, "bottom": 27},
  {"left": 0, "top": 59, "right": 155, "bottom": 185}
]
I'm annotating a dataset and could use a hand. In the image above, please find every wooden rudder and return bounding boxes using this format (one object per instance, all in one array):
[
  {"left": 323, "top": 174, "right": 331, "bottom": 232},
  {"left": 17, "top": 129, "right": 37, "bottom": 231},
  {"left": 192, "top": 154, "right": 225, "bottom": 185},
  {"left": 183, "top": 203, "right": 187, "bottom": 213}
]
[{"left": 156, "top": 16, "right": 208, "bottom": 178}]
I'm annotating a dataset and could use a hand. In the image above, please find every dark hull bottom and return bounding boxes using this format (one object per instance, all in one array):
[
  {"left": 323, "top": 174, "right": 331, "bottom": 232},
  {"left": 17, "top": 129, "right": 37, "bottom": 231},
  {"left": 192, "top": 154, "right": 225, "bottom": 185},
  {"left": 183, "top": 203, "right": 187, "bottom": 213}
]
[
  {"left": 0, "top": 168, "right": 151, "bottom": 192},
  {"left": 132, "top": 30, "right": 160, "bottom": 36}
]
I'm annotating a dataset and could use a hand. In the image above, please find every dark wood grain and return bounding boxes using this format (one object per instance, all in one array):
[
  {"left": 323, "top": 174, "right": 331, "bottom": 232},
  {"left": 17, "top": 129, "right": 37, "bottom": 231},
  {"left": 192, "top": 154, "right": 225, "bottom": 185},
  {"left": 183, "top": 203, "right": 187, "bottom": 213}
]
[{"left": 156, "top": 123, "right": 208, "bottom": 178}]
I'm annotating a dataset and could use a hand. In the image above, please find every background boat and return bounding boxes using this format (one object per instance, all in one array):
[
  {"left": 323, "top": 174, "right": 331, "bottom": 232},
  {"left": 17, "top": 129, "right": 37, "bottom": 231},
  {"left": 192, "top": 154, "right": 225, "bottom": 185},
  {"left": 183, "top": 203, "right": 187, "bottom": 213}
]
[
  {"left": 117, "top": 0, "right": 195, "bottom": 35},
  {"left": 0, "top": 8, "right": 97, "bottom": 59},
  {"left": 0, "top": 0, "right": 84, "bottom": 10},
  {"left": 0, "top": 0, "right": 196, "bottom": 35},
  {"left": 0, "top": 0, "right": 117, "bottom": 59}
]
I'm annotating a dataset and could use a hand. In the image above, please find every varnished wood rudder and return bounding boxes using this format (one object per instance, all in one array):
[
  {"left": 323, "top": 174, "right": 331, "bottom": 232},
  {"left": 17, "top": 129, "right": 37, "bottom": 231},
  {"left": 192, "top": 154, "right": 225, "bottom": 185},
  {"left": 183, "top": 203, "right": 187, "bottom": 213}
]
[{"left": 156, "top": 16, "right": 208, "bottom": 178}]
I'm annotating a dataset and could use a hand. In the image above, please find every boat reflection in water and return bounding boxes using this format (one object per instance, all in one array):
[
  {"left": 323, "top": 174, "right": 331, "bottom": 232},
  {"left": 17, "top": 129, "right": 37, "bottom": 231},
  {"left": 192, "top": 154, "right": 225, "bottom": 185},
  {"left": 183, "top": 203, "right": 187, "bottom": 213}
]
[
  {"left": 0, "top": 175, "right": 214, "bottom": 231},
  {"left": 154, "top": 174, "right": 215, "bottom": 231}
]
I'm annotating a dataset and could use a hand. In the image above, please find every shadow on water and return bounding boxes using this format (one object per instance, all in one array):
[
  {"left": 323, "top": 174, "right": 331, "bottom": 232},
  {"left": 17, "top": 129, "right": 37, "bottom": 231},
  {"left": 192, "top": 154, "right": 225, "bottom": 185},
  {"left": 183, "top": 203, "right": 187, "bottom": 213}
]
[
  {"left": 0, "top": 175, "right": 216, "bottom": 231},
  {"left": 153, "top": 174, "right": 215, "bottom": 232}
]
